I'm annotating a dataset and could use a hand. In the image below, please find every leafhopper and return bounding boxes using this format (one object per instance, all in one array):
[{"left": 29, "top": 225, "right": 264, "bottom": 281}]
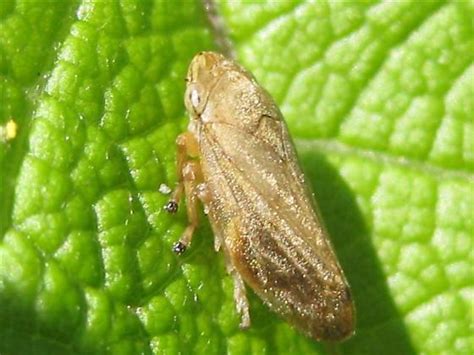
[{"left": 165, "top": 52, "right": 355, "bottom": 341}]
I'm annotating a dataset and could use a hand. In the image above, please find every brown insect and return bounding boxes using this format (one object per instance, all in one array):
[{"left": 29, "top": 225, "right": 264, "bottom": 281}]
[{"left": 165, "top": 51, "right": 355, "bottom": 341}]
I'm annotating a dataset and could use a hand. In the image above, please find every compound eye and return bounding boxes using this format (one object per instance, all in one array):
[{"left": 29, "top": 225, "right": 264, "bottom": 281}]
[{"left": 185, "top": 83, "right": 207, "bottom": 116}]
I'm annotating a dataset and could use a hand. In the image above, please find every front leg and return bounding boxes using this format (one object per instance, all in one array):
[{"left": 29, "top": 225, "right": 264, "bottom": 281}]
[
  {"left": 164, "top": 132, "right": 206, "bottom": 254},
  {"left": 170, "top": 160, "right": 203, "bottom": 254},
  {"left": 164, "top": 132, "right": 199, "bottom": 214}
]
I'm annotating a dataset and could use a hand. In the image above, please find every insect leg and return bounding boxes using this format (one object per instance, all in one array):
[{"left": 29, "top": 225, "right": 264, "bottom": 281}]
[
  {"left": 171, "top": 160, "right": 204, "bottom": 255},
  {"left": 231, "top": 268, "right": 251, "bottom": 328},
  {"left": 164, "top": 132, "right": 203, "bottom": 254},
  {"left": 195, "top": 182, "right": 224, "bottom": 252},
  {"left": 219, "top": 221, "right": 251, "bottom": 328},
  {"left": 164, "top": 132, "right": 199, "bottom": 213}
]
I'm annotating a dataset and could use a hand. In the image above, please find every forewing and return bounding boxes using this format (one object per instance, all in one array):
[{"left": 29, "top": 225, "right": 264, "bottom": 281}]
[{"left": 200, "top": 118, "right": 354, "bottom": 340}]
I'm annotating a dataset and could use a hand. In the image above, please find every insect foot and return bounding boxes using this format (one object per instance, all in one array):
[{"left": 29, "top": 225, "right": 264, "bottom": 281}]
[{"left": 164, "top": 200, "right": 178, "bottom": 213}]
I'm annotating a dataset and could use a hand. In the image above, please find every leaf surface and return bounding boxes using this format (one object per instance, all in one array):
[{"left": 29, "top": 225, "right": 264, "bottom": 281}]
[{"left": 0, "top": 1, "right": 472, "bottom": 354}]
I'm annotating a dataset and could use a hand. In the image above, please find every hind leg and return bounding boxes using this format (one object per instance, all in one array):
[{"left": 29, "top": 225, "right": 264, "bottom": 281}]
[
  {"left": 221, "top": 243, "right": 251, "bottom": 328},
  {"left": 231, "top": 268, "right": 251, "bottom": 328}
]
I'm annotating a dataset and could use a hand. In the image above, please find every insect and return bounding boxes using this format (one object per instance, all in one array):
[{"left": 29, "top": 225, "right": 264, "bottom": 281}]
[{"left": 165, "top": 51, "right": 355, "bottom": 341}]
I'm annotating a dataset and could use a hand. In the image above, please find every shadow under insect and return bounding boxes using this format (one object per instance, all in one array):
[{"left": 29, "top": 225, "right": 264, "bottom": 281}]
[{"left": 298, "top": 150, "right": 416, "bottom": 355}]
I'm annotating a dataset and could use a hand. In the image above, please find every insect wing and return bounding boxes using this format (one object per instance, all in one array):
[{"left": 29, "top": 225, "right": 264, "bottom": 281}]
[{"left": 199, "top": 117, "right": 354, "bottom": 341}]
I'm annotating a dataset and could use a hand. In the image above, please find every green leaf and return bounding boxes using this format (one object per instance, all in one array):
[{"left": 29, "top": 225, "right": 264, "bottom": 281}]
[{"left": 1, "top": 1, "right": 472, "bottom": 354}]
